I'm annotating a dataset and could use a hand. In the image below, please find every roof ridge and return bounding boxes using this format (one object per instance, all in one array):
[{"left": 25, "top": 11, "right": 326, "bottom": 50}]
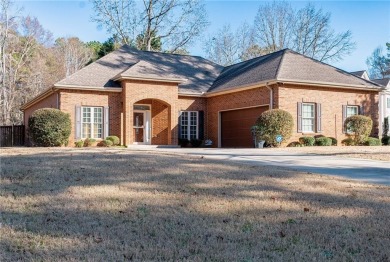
[{"left": 275, "top": 49, "right": 288, "bottom": 80}]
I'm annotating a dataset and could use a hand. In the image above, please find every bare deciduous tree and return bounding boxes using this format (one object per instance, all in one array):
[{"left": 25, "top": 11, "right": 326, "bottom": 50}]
[
  {"left": 250, "top": 2, "right": 355, "bottom": 63},
  {"left": 366, "top": 45, "right": 390, "bottom": 79},
  {"left": 292, "top": 4, "right": 355, "bottom": 62},
  {"left": 204, "top": 23, "right": 255, "bottom": 66},
  {"left": 55, "top": 37, "right": 94, "bottom": 77},
  {"left": 90, "top": 0, "right": 208, "bottom": 53},
  {"left": 253, "top": 1, "right": 294, "bottom": 52}
]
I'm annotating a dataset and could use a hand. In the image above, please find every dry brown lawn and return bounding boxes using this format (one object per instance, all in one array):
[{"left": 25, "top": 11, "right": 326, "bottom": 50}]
[
  {"left": 277, "top": 146, "right": 390, "bottom": 162},
  {"left": 1, "top": 147, "right": 389, "bottom": 261}
]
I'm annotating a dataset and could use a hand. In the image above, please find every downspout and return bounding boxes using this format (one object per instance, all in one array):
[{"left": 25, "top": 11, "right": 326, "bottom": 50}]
[{"left": 266, "top": 83, "right": 273, "bottom": 109}]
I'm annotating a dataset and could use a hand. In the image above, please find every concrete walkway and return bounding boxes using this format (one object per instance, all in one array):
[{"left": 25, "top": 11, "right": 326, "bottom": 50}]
[{"left": 132, "top": 147, "right": 390, "bottom": 186}]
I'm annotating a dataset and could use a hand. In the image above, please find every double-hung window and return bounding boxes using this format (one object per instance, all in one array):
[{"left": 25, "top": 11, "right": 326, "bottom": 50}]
[
  {"left": 302, "top": 103, "right": 315, "bottom": 132},
  {"left": 345, "top": 105, "right": 359, "bottom": 133},
  {"left": 346, "top": 105, "right": 359, "bottom": 118},
  {"left": 180, "top": 111, "right": 198, "bottom": 140},
  {"left": 82, "top": 107, "right": 103, "bottom": 139}
]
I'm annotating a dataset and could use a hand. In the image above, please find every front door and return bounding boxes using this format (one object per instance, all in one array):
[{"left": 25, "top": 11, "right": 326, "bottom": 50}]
[{"left": 133, "top": 110, "right": 151, "bottom": 144}]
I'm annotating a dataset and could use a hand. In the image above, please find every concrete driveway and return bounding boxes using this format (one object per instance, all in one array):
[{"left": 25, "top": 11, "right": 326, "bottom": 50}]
[{"left": 136, "top": 147, "right": 390, "bottom": 186}]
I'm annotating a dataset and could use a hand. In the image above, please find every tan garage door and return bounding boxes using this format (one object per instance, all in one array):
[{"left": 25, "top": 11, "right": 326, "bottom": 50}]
[{"left": 221, "top": 106, "right": 268, "bottom": 148}]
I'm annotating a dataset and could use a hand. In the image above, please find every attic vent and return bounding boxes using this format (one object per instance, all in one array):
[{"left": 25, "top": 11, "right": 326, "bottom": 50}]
[{"left": 203, "top": 71, "right": 211, "bottom": 76}]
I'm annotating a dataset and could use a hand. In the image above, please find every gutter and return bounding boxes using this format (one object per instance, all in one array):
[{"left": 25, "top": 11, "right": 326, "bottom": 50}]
[{"left": 266, "top": 83, "right": 273, "bottom": 109}]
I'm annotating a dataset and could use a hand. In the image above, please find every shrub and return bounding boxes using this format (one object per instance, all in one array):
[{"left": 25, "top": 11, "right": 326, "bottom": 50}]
[
  {"left": 83, "top": 138, "right": 96, "bottom": 147},
  {"left": 179, "top": 138, "right": 190, "bottom": 147},
  {"left": 28, "top": 108, "right": 71, "bottom": 147},
  {"left": 287, "top": 141, "right": 302, "bottom": 147},
  {"left": 328, "top": 137, "right": 338, "bottom": 146},
  {"left": 190, "top": 139, "right": 203, "bottom": 147},
  {"left": 106, "top": 136, "right": 120, "bottom": 145},
  {"left": 98, "top": 139, "right": 113, "bottom": 147},
  {"left": 254, "top": 109, "right": 294, "bottom": 147},
  {"left": 344, "top": 115, "right": 373, "bottom": 145},
  {"left": 299, "top": 136, "right": 315, "bottom": 146},
  {"left": 364, "top": 137, "right": 381, "bottom": 146},
  {"left": 341, "top": 137, "right": 355, "bottom": 146},
  {"left": 315, "top": 137, "right": 332, "bottom": 146},
  {"left": 383, "top": 117, "right": 389, "bottom": 137},
  {"left": 382, "top": 136, "right": 390, "bottom": 146},
  {"left": 74, "top": 140, "right": 84, "bottom": 148}
]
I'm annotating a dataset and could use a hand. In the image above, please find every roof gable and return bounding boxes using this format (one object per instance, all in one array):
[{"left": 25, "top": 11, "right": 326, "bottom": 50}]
[
  {"left": 56, "top": 45, "right": 223, "bottom": 94},
  {"left": 277, "top": 50, "right": 380, "bottom": 89}
]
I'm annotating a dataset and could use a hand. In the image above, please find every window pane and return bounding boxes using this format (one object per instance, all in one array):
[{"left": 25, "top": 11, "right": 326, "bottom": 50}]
[
  {"left": 302, "top": 119, "right": 314, "bottom": 132},
  {"left": 302, "top": 104, "right": 314, "bottom": 118},
  {"left": 190, "top": 126, "right": 197, "bottom": 139},
  {"left": 387, "top": 98, "right": 390, "bottom": 109},
  {"left": 82, "top": 123, "right": 91, "bottom": 138},
  {"left": 346, "top": 106, "right": 358, "bottom": 117},
  {"left": 94, "top": 123, "right": 102, "bottom": 138}
]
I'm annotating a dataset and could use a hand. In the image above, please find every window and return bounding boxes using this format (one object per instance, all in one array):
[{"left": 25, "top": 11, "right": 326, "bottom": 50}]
[
  {"left": 387, "top": 98, "right": 390, "bottom": 109},
  {"left": 346, "top": 105, "right": 359, "bottom": 117},
  {"left": 302, "top": 103, "right": 315, "bottom": 132},
  {"left": 345, "top": 105, "right": 359, "bottom": 133},
  {"left": 82, "top": 107, "right": 103, "bottom": 138},
  {"left": 180, "top": 111, "right": 198, "bottom": 140}
]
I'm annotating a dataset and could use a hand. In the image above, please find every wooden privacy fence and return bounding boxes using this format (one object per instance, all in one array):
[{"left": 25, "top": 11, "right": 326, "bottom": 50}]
[{"left": 0, "top": 125, "right": 25, "bottom": 147}]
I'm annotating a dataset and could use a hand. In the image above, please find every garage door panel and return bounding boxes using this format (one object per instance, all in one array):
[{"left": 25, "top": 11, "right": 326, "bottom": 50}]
[{"left": 221, "top": 106, "right": 267, "bottom": 148}]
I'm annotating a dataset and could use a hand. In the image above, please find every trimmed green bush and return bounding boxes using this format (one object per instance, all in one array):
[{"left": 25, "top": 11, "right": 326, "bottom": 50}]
[
  {"left": 364, "top": 137, "right": 381, "bottom": 146},
  {"left": 28, "top": 108, "right": 71, "bottom": 147},
  {"left": 74, "top": 140, "right": 83, "bottom": 148},
  {"left": 344, "top": 115, "right": 373, "bottom": 145},
  {"left": 254, "top": 109, "right": 294, "bottom": 147},
  {"left": 287, "top": 141, "right": 302, "bottom": 147},
  {"left": 315, "top": 137, "right": 332, "bottom": 146},
  {"left": 341, "top": 137, "right": 355, "bottom": 146},
  {"left": 98, "top": 139, "right": 113, "bottom": 147},
  {"left": 328, "top": 137, "right": 338, "bottom": 146},
  {"left": 106, "top": 136, "right": 120, "bottom": 145},
  {"left": 299, "top": 136, "right": 315, "bottom": 146},
  {"left": 190, "top": 139, "right": 203, "bottom": 147},
  {"left": 382, "top": 136, "right": 390, "bottom": 146},
  {"left": 83, "top": 138, "right": 96, "bottom": 147}
]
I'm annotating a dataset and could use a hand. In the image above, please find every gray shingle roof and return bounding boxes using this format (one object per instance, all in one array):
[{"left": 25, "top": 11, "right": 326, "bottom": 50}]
[
  {"left": 56, "top": 46, "right": 382, "bottom": 95},
  {"left": 57, "top": 45, "right": 223, "bottom": 94},
  {"left": 372, "top": 78, "right": 390, "bottom": 88}
]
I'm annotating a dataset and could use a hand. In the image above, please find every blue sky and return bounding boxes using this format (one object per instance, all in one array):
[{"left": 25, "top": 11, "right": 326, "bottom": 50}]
[{"left": 18, "top": 0, "right": 390, "bottom": 72}]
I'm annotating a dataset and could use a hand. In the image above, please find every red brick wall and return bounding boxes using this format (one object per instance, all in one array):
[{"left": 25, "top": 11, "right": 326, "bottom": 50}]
[
  {"left": 60, "top": 90, "right": 122, "bottom": 145},
  {"left": 277, "top": 84, "right": 379, "bottom": 145},
  {"left": 23, "top": 92, "right": 59, "bottom": 144},
  {"left": 206, "top": 86, "right": 273, "bottom": 147},
  {"left": 122, "top": 80, "right": 178, "bottom": 145}
]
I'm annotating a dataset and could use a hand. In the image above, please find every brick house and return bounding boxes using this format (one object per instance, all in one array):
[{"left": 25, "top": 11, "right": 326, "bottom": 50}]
[{"left": 21, "top": 45, "right": 383, "bottom": 147}]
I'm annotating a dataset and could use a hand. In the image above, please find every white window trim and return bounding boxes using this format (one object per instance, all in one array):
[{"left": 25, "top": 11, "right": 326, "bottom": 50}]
[
  {"left": 180, "top": 111, "right": 199, "bottom": 140},
  {"left": 302, "top": 103, "right": 316, "bottom": 133},
  {"left": 81, "top": 106, "right": 103, "bottom": 139}
]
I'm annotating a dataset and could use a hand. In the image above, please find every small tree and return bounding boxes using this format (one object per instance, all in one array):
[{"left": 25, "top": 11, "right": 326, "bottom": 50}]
[
  {"left": 344, "top": 115, "right": 373, "bottom": 145},
  {"left": 28, "top": 108, "right": 71, "bottom": 146},
  {"left": 383, "top": 117, "right": 389, "bottom": 137},
  {"left": 254, "top": 109, "right": 294, "bottom": 147}
]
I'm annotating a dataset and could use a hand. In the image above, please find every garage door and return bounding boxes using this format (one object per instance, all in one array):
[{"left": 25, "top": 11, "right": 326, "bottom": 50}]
[{"left": 221, "top": 106, "right": 268, "bottom": 148}]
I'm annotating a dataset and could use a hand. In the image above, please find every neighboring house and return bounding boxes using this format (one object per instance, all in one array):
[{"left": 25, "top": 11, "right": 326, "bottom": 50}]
[
  {"left": 21, "top": 45, "right": 383, "bottom": 147},
  {"left": 350, "top": 70, "right": 370, "bottom": 80},
  {"left": 372, "top": 78, "right": 390, "bottom": 136}
]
